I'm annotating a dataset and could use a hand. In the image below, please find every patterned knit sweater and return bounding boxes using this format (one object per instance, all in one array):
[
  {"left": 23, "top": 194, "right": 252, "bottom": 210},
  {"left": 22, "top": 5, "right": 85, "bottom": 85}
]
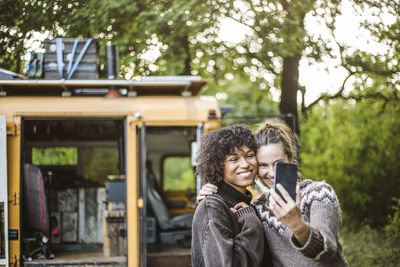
[{"left": 252, "top": 179, "right": 348, "bottom": 267}]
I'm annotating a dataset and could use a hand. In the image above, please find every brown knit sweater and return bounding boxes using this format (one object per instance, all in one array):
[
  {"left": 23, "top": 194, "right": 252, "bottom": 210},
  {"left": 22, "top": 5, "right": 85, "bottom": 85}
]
[{"left": 253, "top": 179, "right": 348, "bottom": 267}]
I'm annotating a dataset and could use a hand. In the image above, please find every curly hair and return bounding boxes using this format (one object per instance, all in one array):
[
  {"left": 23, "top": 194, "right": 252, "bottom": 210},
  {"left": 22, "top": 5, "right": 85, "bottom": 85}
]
[{"left": 196, "top": 124, "right": 257, "bottom": 184}]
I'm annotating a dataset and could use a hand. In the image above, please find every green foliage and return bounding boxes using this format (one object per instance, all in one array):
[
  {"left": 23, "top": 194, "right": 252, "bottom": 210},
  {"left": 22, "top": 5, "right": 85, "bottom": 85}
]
[
  {"left": 300, "top": 98, "right": 400, "bottom": 227},
  {"left": 203, "top": 72, "right": 279, "bottom": 123},
  {"left": 341, "top": 225, "right": 400, "bottom": 267},
  {"left": 32, "top": 147, "right": 77, "bottom": 165},
  {"left": 163, "top": 157, "right": 195, "bottom": 191},
  {"left": 0, "top": 0, "right": 345, "bottom": 118},
  {"left": 385, "top": 198, "right": 400, "bottom": 241},
  {"left": 0, "top": 0, "right": 89, "bottom": 73},
  {"left": 1, "top": 0, "right": 398, "bottom": 119}
]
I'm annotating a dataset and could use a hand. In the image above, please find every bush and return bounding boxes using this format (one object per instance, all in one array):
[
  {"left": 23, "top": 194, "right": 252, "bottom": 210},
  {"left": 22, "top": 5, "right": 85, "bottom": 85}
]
[
  {"left": 341, "top": 225, "right": 400, "bottom": 266},
  {"left": 300, "top": 99, "right": 400, "bottom": 228},
  {"left": 385, "top": 198, "right": 400, "bottom": 242}
]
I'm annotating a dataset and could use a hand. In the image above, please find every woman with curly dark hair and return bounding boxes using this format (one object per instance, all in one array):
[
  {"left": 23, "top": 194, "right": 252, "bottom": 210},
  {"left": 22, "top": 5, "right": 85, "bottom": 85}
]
[{"left": 191, "top": 124, "right": 266, "bottom": 267}]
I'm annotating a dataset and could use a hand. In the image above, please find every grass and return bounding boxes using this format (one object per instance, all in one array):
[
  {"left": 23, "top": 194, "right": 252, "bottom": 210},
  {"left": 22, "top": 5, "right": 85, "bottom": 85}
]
[{"left": 340, "top": 225, "right": 400, "bottom": 267}]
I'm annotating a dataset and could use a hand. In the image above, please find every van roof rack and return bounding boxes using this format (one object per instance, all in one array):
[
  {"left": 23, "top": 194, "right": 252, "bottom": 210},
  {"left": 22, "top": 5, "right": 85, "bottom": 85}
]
[{"left": 0, "top": 76, "right": 206, "bottom": 97}]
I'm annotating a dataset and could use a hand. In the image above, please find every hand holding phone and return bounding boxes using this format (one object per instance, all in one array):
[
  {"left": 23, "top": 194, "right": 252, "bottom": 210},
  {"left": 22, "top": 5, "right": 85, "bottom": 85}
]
[{"left": 273, "top": 162, "right": 297, "bottom": 202}]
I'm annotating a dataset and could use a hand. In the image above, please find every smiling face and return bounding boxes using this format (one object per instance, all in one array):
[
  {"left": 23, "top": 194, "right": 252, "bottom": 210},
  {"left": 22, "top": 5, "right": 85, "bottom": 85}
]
[
  {"left": 257, "top": 143, "right": 290, "bottom": 188},
  {"left": 223, "top": 145, "right": 258, "bottom": 193}
]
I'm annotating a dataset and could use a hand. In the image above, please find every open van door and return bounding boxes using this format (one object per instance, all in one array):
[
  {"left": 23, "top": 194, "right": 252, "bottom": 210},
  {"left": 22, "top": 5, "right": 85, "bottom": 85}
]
[
  {"left": 0, "top": 115, "right": 9, "bottom": 267},
  {"left": 194, "top": 123, "right": 204, "bottom": 197},
  {"left": 138, "top": 123, "right": 147, "bottom": 267}
]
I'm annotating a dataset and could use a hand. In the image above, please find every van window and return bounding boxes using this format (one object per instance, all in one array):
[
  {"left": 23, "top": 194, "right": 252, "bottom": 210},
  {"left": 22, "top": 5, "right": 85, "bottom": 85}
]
[
  {"left": 81, "top": 148, "right": 120, "bottom": 182},
  {"left": 32, "top": 147, "right": 77, "bottom": 165},
  {"left": 163, "top": 156, "right": 195, "bottom": 190}
]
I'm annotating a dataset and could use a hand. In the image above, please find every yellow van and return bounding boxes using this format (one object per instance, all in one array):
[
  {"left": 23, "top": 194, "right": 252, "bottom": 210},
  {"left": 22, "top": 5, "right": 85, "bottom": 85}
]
[{"left": 0, "top": 76, "right": 221, "bottom": 267}]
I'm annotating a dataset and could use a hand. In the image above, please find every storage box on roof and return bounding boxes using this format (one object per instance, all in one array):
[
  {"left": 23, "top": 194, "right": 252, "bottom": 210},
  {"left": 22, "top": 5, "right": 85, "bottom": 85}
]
[{"left": 44, "top": 38, "right": 99, "bottom": 79}]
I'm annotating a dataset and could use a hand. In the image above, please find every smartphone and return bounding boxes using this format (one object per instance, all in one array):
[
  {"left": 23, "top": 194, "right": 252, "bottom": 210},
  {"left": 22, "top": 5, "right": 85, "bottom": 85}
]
[{"left": 273, "top": 162, "right": 297, "bottom": 202}]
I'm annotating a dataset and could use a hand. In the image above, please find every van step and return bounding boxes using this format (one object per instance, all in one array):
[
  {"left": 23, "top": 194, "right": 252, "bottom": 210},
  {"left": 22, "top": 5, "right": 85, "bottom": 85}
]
[
  {"left": 147, "top": 246, "right": 191, "bottom": 267},
  {"left": 23, "top": 256, "right": 126, "bottom": 266},
  {"left": 148, "top": 252, "right": 191, "bottom": 267}
]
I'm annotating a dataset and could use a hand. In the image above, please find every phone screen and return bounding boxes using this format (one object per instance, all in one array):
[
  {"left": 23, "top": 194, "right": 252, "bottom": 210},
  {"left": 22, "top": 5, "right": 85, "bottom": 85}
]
[{"left": 273, "top": 162, "right": 297, "bottom": 202}]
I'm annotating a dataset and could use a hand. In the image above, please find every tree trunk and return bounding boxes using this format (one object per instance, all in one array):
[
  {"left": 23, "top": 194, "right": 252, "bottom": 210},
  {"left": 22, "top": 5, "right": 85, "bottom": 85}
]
[
  {"left": 280, "top": 54, "right": 300, "bottom": 135},
  {"left": 181, "top": 35, "right": 191, "bottom": 75}
]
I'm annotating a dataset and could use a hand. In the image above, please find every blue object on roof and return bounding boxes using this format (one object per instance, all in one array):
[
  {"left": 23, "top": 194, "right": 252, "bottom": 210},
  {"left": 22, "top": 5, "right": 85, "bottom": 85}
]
[{"left": 0, "top": 68, "right": 26, "bottom": 80}]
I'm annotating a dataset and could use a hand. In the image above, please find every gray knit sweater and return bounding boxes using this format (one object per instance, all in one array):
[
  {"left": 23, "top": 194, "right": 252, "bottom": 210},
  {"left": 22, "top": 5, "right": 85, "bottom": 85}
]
[
  {"left": 253, "top": 179, "right": 348, "bottom": 267},
  {"left": 192, "top": 182, "right": 265, "bottom": 267}
]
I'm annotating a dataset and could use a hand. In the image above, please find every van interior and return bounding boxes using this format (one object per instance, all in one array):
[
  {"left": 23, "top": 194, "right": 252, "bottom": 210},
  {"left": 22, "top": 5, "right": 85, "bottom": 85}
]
[{"left": 21, "top": 118, "right": 198, "bottom": 266}]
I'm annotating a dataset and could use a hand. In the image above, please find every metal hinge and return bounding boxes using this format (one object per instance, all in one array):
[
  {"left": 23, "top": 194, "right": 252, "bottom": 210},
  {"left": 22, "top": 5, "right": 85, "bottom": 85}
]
[
  {"left": 9, "top": 192, "right": 20, "bottom": 205},
  {"left": 10, "top": 254, "right": 20, "bottom": 266},
  {"left": 6, "top": 122, "right": 19, "bottom": 136}
]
